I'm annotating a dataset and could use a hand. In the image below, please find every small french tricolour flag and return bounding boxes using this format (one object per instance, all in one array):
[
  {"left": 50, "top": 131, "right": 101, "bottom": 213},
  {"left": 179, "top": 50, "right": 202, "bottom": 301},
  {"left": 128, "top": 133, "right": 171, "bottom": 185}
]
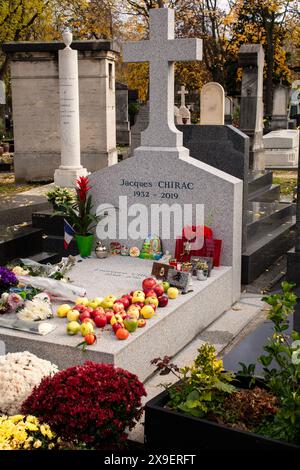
[{"left": 64, "top": 219, "right": 74, "bottom": 250}]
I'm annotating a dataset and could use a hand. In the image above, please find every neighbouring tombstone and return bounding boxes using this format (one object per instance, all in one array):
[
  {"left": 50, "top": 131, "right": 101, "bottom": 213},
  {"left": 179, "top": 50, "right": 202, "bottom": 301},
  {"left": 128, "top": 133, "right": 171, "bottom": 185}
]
[
  {"left": 130, "top": 102, "right": 149, "bottom": 155},
  {"left": 200, "top": 82, "right": 225, "bottom": 125},
  {"left": 3, "top": 39, "right": 119, "bottom": 182},
  {"left": 290, "top": 81, "right": 300, "bottom": 127},
  {"left": 178, "top": 85, "right": 191, "bottom": 124},
  {"left": 238, "top": 44, "right": 265, "bottom": 170},
  {"left": 225, "top": 96, "right": 233, "bottom": 124},
  {"left": 54, "top": 30, "right": 88, "bottom": 187},
  {"left": 116, "top": 82, "right": 131, "bottom": 146},
  {"left": 264, "top": 129, "right": 299, "bottom": 168},
  {"left": 271, "top": 84, "right": 289, "bottom": 130}
]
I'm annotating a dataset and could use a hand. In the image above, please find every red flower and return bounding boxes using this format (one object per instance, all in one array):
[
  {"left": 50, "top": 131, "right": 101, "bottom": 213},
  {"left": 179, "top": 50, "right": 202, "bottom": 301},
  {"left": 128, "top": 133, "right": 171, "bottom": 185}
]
[
  {"left": 22, "top": 362, "right": 146, "bottom": 449},
  {"left": 76, "top": 176, "right": 91, "bottom": 202}
]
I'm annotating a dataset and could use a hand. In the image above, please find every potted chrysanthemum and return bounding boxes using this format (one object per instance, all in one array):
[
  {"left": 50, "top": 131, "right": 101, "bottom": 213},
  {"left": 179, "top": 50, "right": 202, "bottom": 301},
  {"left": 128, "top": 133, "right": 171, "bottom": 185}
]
[{"left": 55, "top": 176, "right": 102, "bottom": 257}]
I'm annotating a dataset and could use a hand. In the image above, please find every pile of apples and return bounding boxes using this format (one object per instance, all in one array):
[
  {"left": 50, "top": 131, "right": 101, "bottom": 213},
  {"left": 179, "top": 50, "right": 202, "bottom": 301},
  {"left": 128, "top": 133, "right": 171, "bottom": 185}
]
[{"left": 56, "top": 277, "right": 179, "bottom": 345}]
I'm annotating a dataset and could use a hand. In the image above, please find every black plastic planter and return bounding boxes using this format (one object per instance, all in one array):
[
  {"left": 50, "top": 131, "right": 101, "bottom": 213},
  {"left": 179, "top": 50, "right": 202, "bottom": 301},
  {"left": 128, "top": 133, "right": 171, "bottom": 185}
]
[{"left": 144, "top": 382, "right": 300, "bottom": 451}]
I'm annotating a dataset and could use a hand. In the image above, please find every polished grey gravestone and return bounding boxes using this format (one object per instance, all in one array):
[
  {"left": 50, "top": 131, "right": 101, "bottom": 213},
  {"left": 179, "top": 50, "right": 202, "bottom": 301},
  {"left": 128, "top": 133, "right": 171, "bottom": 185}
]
[{"left": 116, "top": 82, "right": 131, "bottom": 146}]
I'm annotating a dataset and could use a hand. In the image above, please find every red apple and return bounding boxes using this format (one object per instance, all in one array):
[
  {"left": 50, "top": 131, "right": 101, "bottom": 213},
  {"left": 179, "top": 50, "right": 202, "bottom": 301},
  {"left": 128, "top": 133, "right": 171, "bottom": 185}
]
[
  {"left": 145, "top": 289, "right": 157, "bottom": 298},
  {"left": 142, "top": 278, "right": 157, "bottom": 291},
  {"left": 94, "top": 315, "right": 107, "bottom": 328},
  {"left": 115, "top": 297, "right": 130, "bottom": 309},
  {"left": 85, "top": 307, "right": 94, "bottom": 314},
  {"left": 147, "top": 303, "right": 157, "bottom": 311},
  {"left": 82, "top": 317, "right": 95, "bottom": 326},
  {"left": 79, "top": 311, "right": 91, "bottom": 322},
  {"left": 133, "top": 301, "right": 144, "bottom": 309},
  {"left": 94, "top": 307, "right": 105, "bottom": 316},
  {"left": 113, "top": 302, "right": 125, "bottom": 313},
  {"left": 73, "top": 304, "right": 86, "bottom": 312},
  {"left": 154, "top": 284, "right": 165, "bottom": 297},
  {"left": 158, "top": 294, "right": 169, "bottom": 307},
  {"left": 105, "top": 310, "right": 114, "bottom": 323},
  {"left": 121, "top": 311, "right": 128, "bottom": 320},
  {"left": 112, "top": 322, "right": 123, "bottom": 333}
]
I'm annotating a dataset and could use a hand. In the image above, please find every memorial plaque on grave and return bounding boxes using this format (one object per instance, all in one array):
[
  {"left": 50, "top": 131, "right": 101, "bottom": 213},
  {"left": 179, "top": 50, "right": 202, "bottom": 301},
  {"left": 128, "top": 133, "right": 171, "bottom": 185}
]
[
  {"left": 151, "top": 262, "right": 174, "bottom": 280},
  {"left": 167, "top": 269, "right": 191, "bottom": 292}
]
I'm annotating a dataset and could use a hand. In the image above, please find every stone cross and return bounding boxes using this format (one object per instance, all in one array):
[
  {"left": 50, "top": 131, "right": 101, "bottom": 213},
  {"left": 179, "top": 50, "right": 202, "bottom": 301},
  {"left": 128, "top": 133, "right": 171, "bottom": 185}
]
[
  {"left": 178, "top": 85, "right": 188, "bottom": 107},
  {"left": 123, "top": 8, "right": 202, "bottom": 149},
  {"left": 54, "top": 29, "right": 87, "bottom": 187}
]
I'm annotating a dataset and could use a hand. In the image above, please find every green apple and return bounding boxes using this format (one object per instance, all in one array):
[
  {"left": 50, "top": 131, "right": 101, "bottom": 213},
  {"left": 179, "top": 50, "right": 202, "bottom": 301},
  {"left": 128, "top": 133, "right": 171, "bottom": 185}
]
[
  {"left": 66, "top": 321, "right": 80, "bottom": 335},
  {"left": 67, "top": 309, "right": 80, "bottom": 322},
  {"left": 80, "top": 322, "right": 94, "bottom": 336},
  {"left": 162, "top": 281, "right": 170, "bottom": 293},
  {"left": 75, "top": 297, "right": 89, "bottom": 306},
  {"left": 101, "top": 299, "right": 115, "bottom": 309},
  {"left": 124, "top": 317, "right": 138, "bottom": 333}
]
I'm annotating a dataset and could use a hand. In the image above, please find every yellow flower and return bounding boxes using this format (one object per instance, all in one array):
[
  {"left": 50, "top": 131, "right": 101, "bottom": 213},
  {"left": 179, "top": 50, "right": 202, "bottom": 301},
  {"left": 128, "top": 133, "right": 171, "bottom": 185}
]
[
  {"left": 40, "top": 424, "right": 54, "bottom": 439},
  {"left": 26, "top": 422, "right": 39, "bottom": 432},
  {"left": 33, "top": 439, "right": 42, "bottom": 449},
  {"left": 25, "top": 415, "right": 39, "bottom": 424},
  {"left": 10, "top": 415, "right": 24, "bottom": 423}
]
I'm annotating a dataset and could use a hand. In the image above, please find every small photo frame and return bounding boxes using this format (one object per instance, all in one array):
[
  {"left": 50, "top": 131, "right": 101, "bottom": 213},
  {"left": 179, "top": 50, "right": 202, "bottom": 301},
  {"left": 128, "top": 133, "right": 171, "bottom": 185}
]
[
  {"left": 151, "top": 262, "right": 174, "bottom": 280},
  {"left": 167, "top": 269, "right": 190, "bottom": 291},
  {"left": 190, "top": 256, "right": 213, "bottom": 276}
]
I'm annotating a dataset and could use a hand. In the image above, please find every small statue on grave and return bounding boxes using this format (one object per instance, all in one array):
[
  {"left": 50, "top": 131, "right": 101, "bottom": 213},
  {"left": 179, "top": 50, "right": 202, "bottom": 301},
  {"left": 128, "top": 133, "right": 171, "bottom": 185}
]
[{"left": 139, "top": 234, "right": 162, "bottom": 260}]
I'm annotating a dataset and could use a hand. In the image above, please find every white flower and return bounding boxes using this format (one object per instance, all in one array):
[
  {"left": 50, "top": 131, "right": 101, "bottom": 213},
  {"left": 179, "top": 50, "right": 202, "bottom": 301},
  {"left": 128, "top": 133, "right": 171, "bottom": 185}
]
[
  {"left": 12, "top": 266, "right": 29, "bottom": 276},
  {"left": 0, "top": 352, "right": 58, "bottom": 415},
  {"left": 17, "top": 295, "right": 53, "bottom": 322}
]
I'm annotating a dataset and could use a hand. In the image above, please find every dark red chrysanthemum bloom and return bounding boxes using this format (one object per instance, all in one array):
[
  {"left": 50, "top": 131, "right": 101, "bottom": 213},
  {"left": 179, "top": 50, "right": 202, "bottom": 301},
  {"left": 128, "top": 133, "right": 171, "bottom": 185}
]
[
  {"left": 22, "top": 362, "right": 146, "bottom": 449},
  {"left": 76, "top": 176, "right": 91, "bottom": 202}
]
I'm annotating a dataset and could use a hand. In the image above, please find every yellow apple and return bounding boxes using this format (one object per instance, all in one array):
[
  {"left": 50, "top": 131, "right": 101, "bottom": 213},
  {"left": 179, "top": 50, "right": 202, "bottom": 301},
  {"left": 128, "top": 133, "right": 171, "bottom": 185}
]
[
  {"left": 167, "top": 287, "right": 179, "bottom": 299},
  {"left": 140, "top": 305, "right": 155, "bottom": 319},
  {"left": 66, "top": 321, "right": 80, "bottom": 335},
  {"left": 80, "top": 322, "right": 94, "bottom": 336},
  {"left": 67, "top": 310, "right": 80, "bottom": 322},
  {"left": 75, "top": 297, "right": 89, "bottom": 306},
  {"left": 57, "top": 304, "right": 72, "bottom": 318},
  {"left": 144, "top": 296, "right": 159, "bottom": 308}
]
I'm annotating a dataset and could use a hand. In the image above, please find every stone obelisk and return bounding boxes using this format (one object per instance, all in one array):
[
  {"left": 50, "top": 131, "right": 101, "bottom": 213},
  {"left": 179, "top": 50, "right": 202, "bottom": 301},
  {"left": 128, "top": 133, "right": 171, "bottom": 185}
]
[{"left": 54, "top": 29, "right": 87, "bottom": 187}]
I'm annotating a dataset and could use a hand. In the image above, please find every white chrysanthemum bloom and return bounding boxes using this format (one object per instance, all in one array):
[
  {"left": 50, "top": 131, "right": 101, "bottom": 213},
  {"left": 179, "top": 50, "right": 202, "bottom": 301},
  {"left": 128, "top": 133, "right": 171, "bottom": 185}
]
[
  {"left": 17, "top": 294, "right": 53, "bottom": 322},
  {"left": 0, "top": 351, "right": 58, "bottom": 415}
]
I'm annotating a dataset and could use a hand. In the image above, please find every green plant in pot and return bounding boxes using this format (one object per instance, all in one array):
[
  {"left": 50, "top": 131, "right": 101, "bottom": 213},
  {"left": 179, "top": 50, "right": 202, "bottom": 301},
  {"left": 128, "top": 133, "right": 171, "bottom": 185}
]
[
  {"left": 54, "top": 176, "right": 102, "bottom": 257},
  {"left": 150, "top": 282, "right": 300, "bottom": 447},
  {"left": 47, "top": 186, "right": 75, "bottom": 211}
]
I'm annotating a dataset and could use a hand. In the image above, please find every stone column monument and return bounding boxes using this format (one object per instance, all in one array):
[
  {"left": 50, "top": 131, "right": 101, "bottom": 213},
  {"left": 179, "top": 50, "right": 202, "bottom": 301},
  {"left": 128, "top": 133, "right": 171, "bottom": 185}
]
[
  {"left": 238, "top": 44, "right": 265, "bottom": 170},
  {"left": 54, "top": 30, "right": 88, "bottom": 187}
]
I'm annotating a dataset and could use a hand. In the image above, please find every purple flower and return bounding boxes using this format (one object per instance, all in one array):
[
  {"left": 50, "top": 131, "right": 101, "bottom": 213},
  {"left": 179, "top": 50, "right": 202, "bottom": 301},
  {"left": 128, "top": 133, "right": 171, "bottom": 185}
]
[{"left": 0, "top": 267, "right": 17, "bottom": 291}]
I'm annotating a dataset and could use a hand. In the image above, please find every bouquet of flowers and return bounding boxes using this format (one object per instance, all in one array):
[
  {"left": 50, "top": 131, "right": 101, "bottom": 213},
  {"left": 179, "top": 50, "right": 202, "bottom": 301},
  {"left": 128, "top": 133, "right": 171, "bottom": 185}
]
[
  {"left": 0, "top": 267, "right": 17, "bottom": 294},
  {"left": 0, "top": 415, "right": 58, "bottom": 450},
  {"left": 0, "top": 351, "right": 58, "bottom": 416},
  {"left": 0, "top": 292, "right": 24, "bottom": 314}
]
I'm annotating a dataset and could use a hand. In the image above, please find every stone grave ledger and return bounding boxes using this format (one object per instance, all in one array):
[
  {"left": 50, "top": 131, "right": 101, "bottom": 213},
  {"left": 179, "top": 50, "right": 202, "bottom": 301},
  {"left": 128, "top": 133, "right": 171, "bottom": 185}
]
[
  {"left": 0, "top": 257, "right": 233, "bottom": 380},
  {"left": 3, "top": 41, "right": 120, "bottom": 182},
  {"left": 264, "top": 129, "right": 300, "bottom": 168}
]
